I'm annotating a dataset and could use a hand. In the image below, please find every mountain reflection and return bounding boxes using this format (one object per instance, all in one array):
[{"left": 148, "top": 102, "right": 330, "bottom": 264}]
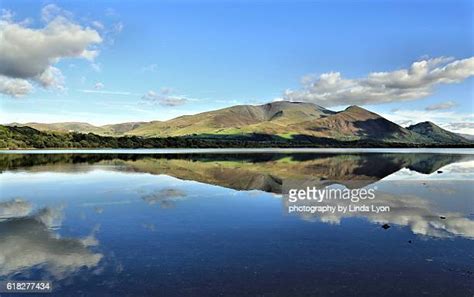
[
  {"left": 0, "top": 199, "right": 102, "bottom": 279},
  {"left": 0, "top": 152, "right": 470, "bottom": 192}
]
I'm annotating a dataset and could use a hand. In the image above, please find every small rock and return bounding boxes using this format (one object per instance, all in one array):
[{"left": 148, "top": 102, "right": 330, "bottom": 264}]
[
  {"left": 440, "top": 216, "right": 446, "bottom": 219},
  {"left": 408, "top": 240, "right": 412, "bottom": 244},
  {"left": 437, "top": 170, "right": 443, "bottom": 174},
  {"left": 381, "top": 223, "right": 390, "bottom": 230}
]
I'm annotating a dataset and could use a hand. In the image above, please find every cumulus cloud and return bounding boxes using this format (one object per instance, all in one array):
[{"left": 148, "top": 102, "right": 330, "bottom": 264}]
[
  {"left": 425, "top": 100, "right": 456, "bottom": 111},
  {"left": 141, "top": 89, "right": 188, "bottom": 107},
  {"left": 0, "top": 5, "right": 102, "bottom": 97},
  {"left": 36, "top": 66, "right": 64, "bottom": 89},
  {"left": 284, "top": 56, "right": 474, "bottom": 107},
  {"left": 0, "top": 76, "right": 33, "bottom": 97}
]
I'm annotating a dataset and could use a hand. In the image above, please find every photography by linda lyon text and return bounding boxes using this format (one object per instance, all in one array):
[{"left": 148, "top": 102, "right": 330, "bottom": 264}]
[{"left": 287, "top": 204, "right": 391, "bottom": 214}]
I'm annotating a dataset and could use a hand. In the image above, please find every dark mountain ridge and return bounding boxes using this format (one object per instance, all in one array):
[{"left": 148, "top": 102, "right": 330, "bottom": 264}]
[{"left": 407, "top": 121, "right": 469, "bottom": 144}]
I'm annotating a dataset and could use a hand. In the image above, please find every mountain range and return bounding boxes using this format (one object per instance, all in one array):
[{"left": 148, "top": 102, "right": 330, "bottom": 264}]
[{"left": 7, "top": 101, "right": 471, "bottom": 145}]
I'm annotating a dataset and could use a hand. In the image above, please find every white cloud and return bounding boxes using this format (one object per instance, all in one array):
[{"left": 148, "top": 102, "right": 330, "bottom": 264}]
[
  {"left": 100, "top": 21, "right": 124, "bottom": 45},
  {"left": 141, "top": 89, "right": 189, "bottom": 107},
  {"left": 0, "top": 75, "right": 33, "bottom": 97},
  {"left": 0, "top": 5, "right": 102, "bottom": 97},
  {"left": 380, "top": 109, "right": 474, "bottom": 134},
  {"left": 94, "top": 82, "right": 104, "bottom": 90},
  {"left": 36, "top": 66, "right": 64, "bottom": 89},
  {"left": 91, "top": 20, "right": 104, "bottom": 30},
  {"left": 284, "top": 56, "right": 474, "bottom": 107},
  {"left": 41, "top": 4, "right": 72, "bottom": 23},
  {"left": 142, "top": 90, "right": 157, "bottom": 99},
  {"left": 0, "top": 9, "right": 14, "bottom": 22},
  {"left": 425, "top": 100, "right": 456, "bottom": 111},
  {"left": 443, "top": 122, "right": 474, "bottom": 135}
]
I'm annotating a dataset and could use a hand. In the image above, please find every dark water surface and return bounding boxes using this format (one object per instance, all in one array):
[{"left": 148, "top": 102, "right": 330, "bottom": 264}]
[{"left": 0, "top": 150, "right": 473, "bottom": 297}]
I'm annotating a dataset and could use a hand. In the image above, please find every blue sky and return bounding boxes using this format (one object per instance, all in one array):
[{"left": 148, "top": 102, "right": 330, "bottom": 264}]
[{"left": 0, "top": 0, "right": 473, "bottom": 133}]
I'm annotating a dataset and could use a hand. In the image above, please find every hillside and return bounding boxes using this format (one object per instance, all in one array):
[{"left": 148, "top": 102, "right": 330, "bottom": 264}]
[
  {"left": 4, "top": 101, "right": 472, "bottom": 147},
  {"left": 11, "top": 122, "right": 107, "bottom": 134},
  {"left": 287, "top": 105, "right": 428, "bottom": 143},
  {"left": 126, "top": 101, "right": 335, "bottom": 137},
  {"left": 407, "top": 121, "right": 471, "bottom": 144},
  {"left": 102, "top": 122, "right": 147, "bottom": 135},
  {"left": 124, "top": 103, "right": 457, "bottom": 144},
  {"left": 10, "top": 121, "right": 147, "bottom": 136}
]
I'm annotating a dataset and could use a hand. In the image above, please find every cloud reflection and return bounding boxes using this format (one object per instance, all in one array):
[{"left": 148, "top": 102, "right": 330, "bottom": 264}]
[
  {"left": 141, "top": 188, "right": 187, "bottom": 208},
  {"left": 0, "top": 200, "right": 102, "bottom": 279},
  {"left": 0, "top": 198, "right": 32, "bottom": 219},
  {"left": 287, "top": 190, "right": 474, "bottom": 239}
]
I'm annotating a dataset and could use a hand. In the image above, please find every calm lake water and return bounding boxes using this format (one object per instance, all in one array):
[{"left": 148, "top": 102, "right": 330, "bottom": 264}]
[{"left": 0, "top": 149, "right": 473, "bottom": 297}]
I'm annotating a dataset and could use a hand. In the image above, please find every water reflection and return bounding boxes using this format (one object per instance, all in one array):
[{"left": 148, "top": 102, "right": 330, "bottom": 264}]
[
  {"left": 0, "top": 198, "right": 32, "bottom": 219},
  {"left": 1, "top": 153, "right": 473, "bottom": 239},
  {"left": 141, "top": 188, "right": 188, "bottom": 208},
  {"left": 0, "top": 152, "right": 473, "bottom": 296},
  {"left": 0, "top": 199, "right": 102, "bottom": 279},
  {"left": 1, "top": 152, "right": 471, "bottom": 191},
  {"left": 286, "top": 190, "right": 474, "bottom": 239}
]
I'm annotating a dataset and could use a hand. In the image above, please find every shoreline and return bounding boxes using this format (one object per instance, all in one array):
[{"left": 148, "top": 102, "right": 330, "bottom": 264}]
[{"left": 2, "top": 147, "right": 474, "bottom": 154}]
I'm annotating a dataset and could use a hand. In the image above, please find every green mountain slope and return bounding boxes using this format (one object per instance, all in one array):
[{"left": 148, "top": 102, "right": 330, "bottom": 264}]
[
  {"left": 126, "top": 101, "right": 334, "bottom": 137},
  {"left": 5, "top": 101, "right": 471, "bottom": 146},
  {"left": 101, "top": 122, "right": 147, "bottom": 134}
]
